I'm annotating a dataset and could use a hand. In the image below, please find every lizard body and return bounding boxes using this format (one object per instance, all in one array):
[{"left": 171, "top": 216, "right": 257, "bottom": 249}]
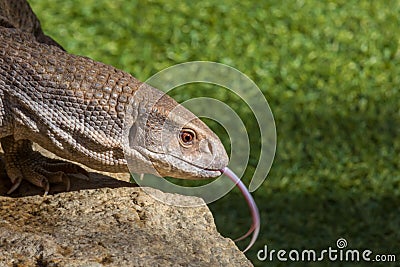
[
  {"left": 0, "top": 0, "right": 228, "bottom": 193},
  {"left": 0, "top": 1, "right": 261, "bottom": 253}
]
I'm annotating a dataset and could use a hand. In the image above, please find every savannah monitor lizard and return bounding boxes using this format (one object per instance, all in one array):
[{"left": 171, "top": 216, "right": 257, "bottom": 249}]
[
  {"left": 0, "top": 0, "right": 262, "bottom": 253},
  {"left": 0, "top": 0, "right": 229, "bottom": 194}
]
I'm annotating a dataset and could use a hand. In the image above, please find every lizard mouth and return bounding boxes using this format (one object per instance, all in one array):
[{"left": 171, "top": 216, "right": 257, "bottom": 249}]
[
  {"left": 168, "top": 154, "right": 224, "bottom": 178},
  {"left": 157, "top": 153, "right": 223, "bottom": 179},
  {"left": 134, "top": 147, "right": 223, "bottom": 179},
  {"left": 170, "top": 154, "right": 223, "bottom": 175}
]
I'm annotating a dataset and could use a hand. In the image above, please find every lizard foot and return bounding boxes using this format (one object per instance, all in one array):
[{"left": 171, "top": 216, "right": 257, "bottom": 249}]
[{"left": 1, "top": 136, "right": 89, "bottom": 195}]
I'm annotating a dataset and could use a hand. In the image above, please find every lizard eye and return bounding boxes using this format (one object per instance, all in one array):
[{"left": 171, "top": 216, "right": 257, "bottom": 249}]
[{"left": 179, "top": 129, "right": 196, "bottom": 146}]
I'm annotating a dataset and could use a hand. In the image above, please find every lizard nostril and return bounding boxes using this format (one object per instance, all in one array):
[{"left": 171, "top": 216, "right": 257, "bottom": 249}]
[{"left": 208, "top": 141, "right": 213, "bottom": 154}]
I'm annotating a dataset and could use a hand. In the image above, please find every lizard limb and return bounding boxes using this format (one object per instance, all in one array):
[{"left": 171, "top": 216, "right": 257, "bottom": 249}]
[{"left": 1, "top": 136, "right": 89, "bottom": 195}]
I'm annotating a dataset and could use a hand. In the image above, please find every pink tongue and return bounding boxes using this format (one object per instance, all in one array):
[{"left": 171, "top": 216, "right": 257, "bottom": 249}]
[{"left": 221, "top": 167, "right": 260, "bottom": 253}]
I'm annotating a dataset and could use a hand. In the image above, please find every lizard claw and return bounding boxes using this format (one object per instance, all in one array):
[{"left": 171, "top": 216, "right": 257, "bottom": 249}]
[
  {"left": 43, "top": 179, "right": 50, "bottom": 196},
  {"left": 6, "top": 176, "right": 23, "bottom": 195},
  {"left": 63, "top": 175, "right": 71, "bottom": 191}
]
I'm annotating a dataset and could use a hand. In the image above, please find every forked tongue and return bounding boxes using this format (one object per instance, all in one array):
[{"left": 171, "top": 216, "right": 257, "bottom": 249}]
[{"left": 221, "top": 167, "right": 260, "bottom": 253}]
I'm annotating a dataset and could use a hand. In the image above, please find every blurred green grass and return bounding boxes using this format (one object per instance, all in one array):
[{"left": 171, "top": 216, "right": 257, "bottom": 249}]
[{"left": 29, "top": 0, "right": 400, "bottom": 266}]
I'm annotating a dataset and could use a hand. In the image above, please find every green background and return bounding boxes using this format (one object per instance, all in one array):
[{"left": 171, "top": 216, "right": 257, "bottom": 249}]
[{"left": 29, "top": 0, "right": 400, "bottom": 266}]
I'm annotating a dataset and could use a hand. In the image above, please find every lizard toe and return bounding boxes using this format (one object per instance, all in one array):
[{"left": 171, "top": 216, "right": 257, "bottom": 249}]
[{"left": 7, "top": 167, "right": 50, "bottom": 195}]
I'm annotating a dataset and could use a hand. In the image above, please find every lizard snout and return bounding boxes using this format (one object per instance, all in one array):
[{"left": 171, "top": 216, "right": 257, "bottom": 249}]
[{"left": 198, "top": 138, "right": 229, "bottom": 171}]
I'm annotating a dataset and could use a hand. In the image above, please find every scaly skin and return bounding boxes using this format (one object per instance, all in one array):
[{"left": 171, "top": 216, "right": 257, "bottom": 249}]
[
  {"left": 0, "top": 0, "right": 228, "bottom": 194},
  {"left": 0, "top": 0, "right": 64, "bottom": 49}
]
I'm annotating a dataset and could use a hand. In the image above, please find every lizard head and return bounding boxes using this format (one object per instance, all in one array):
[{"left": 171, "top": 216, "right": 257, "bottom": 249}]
[{"left": 124, "top": 84, "right": 229, "bottom": 179}]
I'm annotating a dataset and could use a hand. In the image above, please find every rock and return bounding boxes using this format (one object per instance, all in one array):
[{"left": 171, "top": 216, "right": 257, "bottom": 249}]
[{"left": 0, "top": 176, "right": 252, "bottom": 266}]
